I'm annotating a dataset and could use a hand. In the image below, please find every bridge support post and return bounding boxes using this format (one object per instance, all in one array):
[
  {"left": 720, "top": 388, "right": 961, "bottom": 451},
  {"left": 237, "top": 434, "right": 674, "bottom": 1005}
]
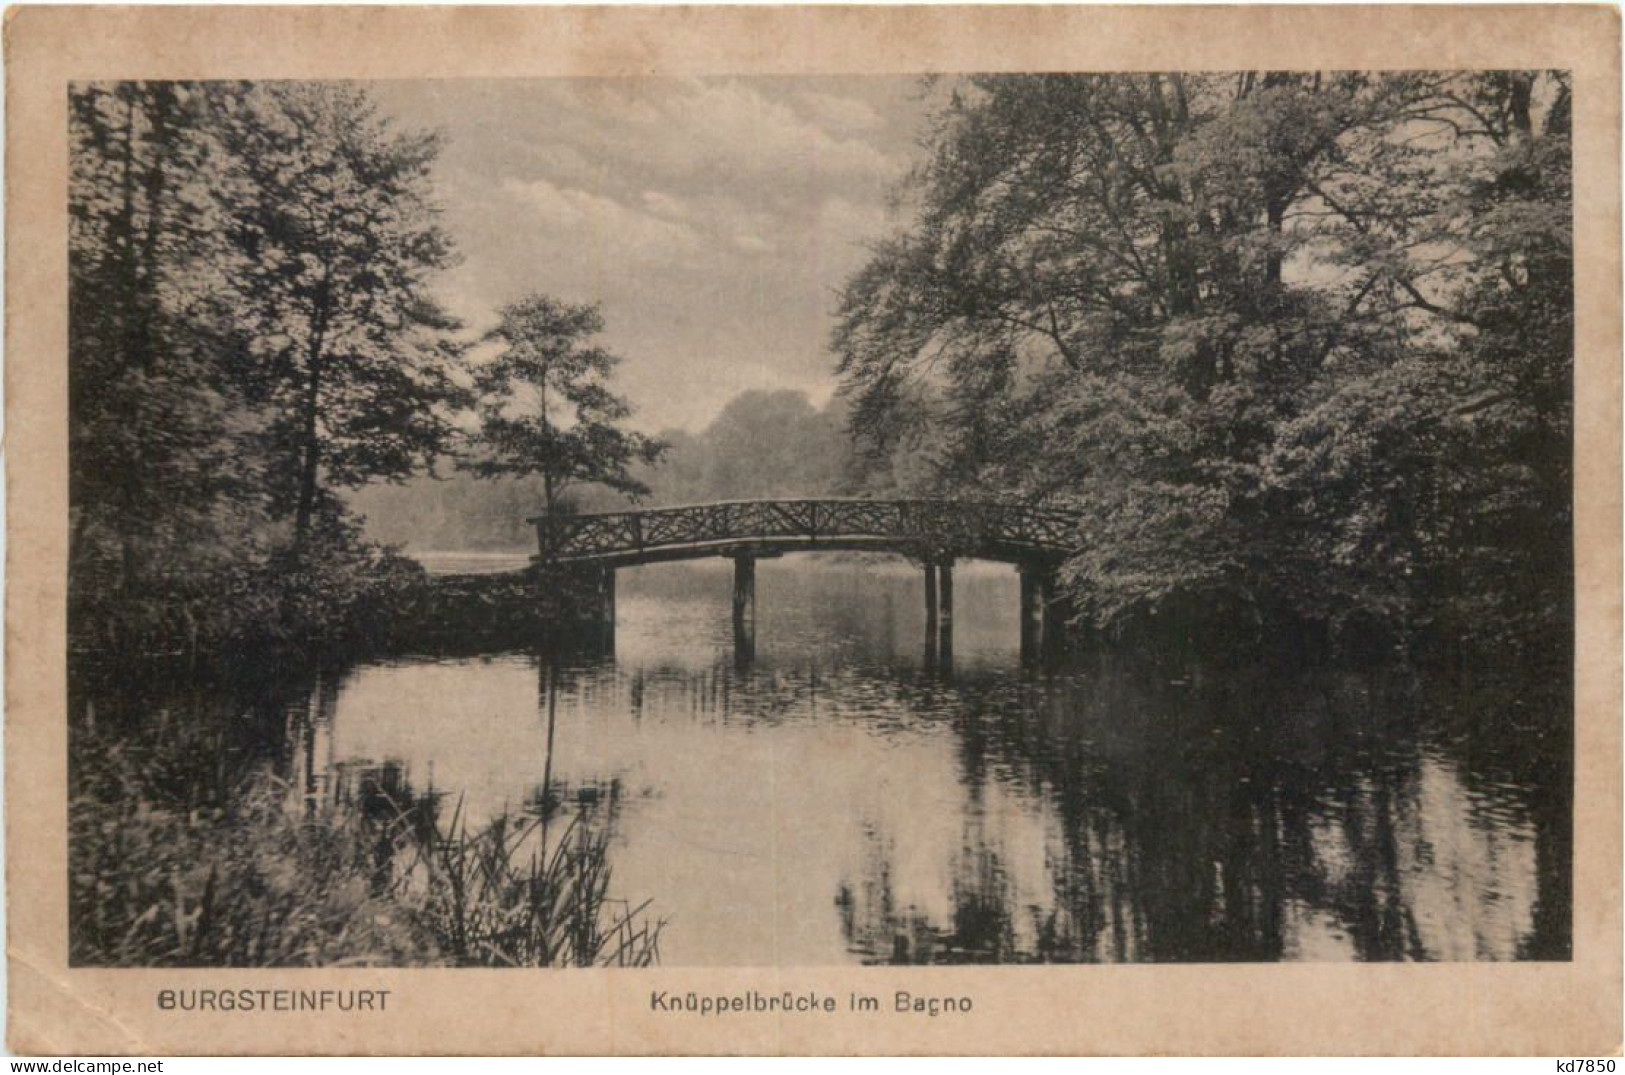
[
  {"left": 732, "top": 553, "right": 756, "bottom": 654},
  {"left": 1020, "top": 564, "right": 1065, "bottom": 664},
  {"left": 923, "top": 560, "right": 942, "bottom": 671},
  {"left": 924, "top": 561, "right": 939, "bottom": 633},
  {"left": 937, "top": 558, "right": 954, "bottom": 660},
  {"left": 594, "top": 566, "right": 616, "bottom": 653},
  {"left": 1019, "top": 566, "right": 1048, "bottom": 664}
]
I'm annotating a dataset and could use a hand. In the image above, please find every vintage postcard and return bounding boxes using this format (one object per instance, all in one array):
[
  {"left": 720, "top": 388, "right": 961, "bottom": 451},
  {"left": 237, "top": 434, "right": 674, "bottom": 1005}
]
[{"left": 6, "top": 4, "right": 1620, "bottom": 1056}]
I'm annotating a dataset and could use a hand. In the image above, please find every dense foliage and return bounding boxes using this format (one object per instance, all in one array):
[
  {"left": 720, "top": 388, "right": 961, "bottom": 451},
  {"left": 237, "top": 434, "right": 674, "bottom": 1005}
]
[
  {"left": 72, "top": 73, "right": 1574, "bottom": 668},
  {"left": 70, "top": 82, "right": 464, "bottom": 654},
  {"left": 834, "top": 72, "right": 1572, "bottom": 661},
  {"left": 647, "top": 389, "right": 855, "bottom": 505},
  {"left": 211, "top": 84, "right": 467, "bottom": 546},
  {"left": 69, "top": 83, "right": 657, "bottom": 656}
]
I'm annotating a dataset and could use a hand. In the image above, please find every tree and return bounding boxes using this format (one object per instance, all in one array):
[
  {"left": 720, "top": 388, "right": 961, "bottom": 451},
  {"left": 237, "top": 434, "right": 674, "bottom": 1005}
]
[
  {"left": 214, "top": 83, "right": 465, "bottom": 550},
  {"left": 834, "top": 72, "right": 1572, "bottom": 657},
  {"left": 69, "top": 81, "right": 278, "bottom": 648},
  {"left": 696, "top": 390, "right": 852, "bottom": 500},
  {"left": 463, "top": 295, "right": 665, "bottom": 516},
  {"left": 70, "top": 80, "right": 471, "bottom": 653}
]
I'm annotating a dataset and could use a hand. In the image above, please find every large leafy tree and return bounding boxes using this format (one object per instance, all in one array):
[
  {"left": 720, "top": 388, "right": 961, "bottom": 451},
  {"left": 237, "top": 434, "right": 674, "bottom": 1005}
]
[
  {"left": 835, "top": 72, "right": 1571, "bottom": 655},
  {"left": 69, "top": 82, "right": 273, "bottom": 628},
  {"left": 1263, "top": 73, "right": 1574, "bottom": 651},
  {"left": 214, "top": 83, "right": 466, "bottom": 549},
  {"left": 463, "top": 295, "right": 665, "bottom": 516},
  {"left": 70, "top": 80, "right": 471, "bottom": 651},
  {"left": 693, "top": 390, "right": 852, "bottom": 501}
]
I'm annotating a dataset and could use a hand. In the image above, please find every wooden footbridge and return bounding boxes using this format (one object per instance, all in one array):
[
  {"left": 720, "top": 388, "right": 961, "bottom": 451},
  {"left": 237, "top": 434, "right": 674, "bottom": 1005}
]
[{"left": 532, "top": 498, "right": 1080, "bottom": 662}]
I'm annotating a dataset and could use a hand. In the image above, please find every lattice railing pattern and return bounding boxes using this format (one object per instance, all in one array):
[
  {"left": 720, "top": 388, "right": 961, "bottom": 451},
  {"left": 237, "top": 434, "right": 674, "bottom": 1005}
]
[{"left": 533, "top": 498, "right": 1081, "bottom": 563}]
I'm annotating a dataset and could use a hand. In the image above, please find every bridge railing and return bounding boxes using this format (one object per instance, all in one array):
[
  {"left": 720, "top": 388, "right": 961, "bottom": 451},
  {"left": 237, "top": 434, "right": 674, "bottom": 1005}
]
[{"left": 531, "top": 498, "right": 1080, "bottom": 563}]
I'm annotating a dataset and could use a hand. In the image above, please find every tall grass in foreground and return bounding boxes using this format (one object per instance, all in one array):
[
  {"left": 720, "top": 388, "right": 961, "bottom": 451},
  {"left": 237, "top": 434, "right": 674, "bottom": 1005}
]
[
  {"left": 409, "top": 802, "right": 661, "bottom": 967},
  {"left": 69, "top": 719, "right": 663, "bottom": 967}
]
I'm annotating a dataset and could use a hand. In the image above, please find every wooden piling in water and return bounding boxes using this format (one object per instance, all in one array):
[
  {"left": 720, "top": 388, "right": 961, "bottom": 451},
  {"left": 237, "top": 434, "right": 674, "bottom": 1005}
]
[
  {"left": 597, "top": 566, "right": 617, "bottom": 652},
  {"left": 1019, "top": 565, "right": 1046, "bottom": 664},
  {"left": 1019, "top": 563, "right": 1066, "bottom": 664},
  {"left": 924, "top": 560, "right": 939, "bottom": 634},
  {"left": 732, "top": 553, "right": 756, "bottom": 654}
]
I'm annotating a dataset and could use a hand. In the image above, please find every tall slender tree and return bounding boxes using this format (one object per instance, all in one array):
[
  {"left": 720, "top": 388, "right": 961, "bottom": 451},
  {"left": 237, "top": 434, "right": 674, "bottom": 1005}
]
[{"left": 463, "top": 295, "right": 665, "bottom": 516}]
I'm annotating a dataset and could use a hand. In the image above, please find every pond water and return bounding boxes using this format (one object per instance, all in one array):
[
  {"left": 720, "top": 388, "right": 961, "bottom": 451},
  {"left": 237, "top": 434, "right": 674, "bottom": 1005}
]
[{"left": 87, "top": 556, "right": 1573, "bottom": 965}]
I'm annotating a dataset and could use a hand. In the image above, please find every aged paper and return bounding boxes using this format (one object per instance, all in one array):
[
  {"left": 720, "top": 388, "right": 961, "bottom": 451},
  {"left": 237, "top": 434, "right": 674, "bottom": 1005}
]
[{"left": 7, "top": 4, "right": 1621, "bottom": 1056}]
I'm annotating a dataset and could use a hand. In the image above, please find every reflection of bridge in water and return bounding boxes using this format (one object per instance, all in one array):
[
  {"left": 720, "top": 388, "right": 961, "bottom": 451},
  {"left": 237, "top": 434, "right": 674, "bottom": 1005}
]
[{"left": 532, "top": 498, "right": 1081, "bottom": 663}]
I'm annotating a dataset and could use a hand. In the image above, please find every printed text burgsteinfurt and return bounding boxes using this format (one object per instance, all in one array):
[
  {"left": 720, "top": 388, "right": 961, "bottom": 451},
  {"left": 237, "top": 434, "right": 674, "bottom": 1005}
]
[{"left": 157, "top": 989, "right": 391, "bottom": 1013}]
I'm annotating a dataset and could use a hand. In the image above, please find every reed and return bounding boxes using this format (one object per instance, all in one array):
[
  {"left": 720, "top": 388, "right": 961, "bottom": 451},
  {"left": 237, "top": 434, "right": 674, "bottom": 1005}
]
[
  {"left": 69, "top": 719, "right": 662, "bottom": 968},
  {"left": 404, "top": 797, "right": 663, "bottom": 967}
]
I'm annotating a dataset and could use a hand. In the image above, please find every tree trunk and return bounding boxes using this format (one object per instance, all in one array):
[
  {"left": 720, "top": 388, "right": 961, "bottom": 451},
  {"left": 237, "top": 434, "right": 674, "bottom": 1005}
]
[
  {"left": 1508, "top": 73, "right": 1534, "bottom": 140},
  {"left": 1265, "top": 195, "right": 1285, "bottom": 287},
  {"left": 115, "top": 90, "right": 140, "bottom": 369},
  {"left": 293, "top": 289, "right": 331, "bottom": 551},
  {"left": 539, "top": 369, "right": 556, "bottom": 515},
  {"left": 131, "top": 83, "right": 175, "bottom": 373},
  {"left": 294, "top": 362, "right": 323, "bottom": 549}
]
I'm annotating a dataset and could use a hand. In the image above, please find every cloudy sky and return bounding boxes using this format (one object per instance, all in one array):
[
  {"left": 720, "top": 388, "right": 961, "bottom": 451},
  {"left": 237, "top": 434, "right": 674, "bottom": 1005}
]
[{"left": 370, "top": 77, "right": 935, "bottom": 434}]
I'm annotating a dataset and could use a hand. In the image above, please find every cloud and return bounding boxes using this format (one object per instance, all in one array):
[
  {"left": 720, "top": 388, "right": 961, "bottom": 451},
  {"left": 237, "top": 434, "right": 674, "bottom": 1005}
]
[
  {"left": 641, "top": 190, "right": 691, "bottom": 220},
  {"left": 539, "top": 78, "right": 903, "bottom": 186},
  {"left": 657, "top": 79, "right": 899, "bottom": 180},
  {"left": 731, "top": 233, "right": 775, "bottom": 254},
  {"left": 795, "top": 91, "right": 887, "bottom": 134},
  {"left": 500, "top": 177, "right": 701, "bottom": 262},
  {"left": 372, "top": 76, "right": 926, "bottom": 431},
  {"left": 528, "top": 143, "right": 599, "bottom": 187},
  {"left": 813, "top": 195, "right": 893, "bottom": 242}
]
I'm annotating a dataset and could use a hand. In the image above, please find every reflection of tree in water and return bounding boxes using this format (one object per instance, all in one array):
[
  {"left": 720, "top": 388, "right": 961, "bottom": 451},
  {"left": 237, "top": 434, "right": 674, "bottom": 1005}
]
[
  {"left": 1416, "top": 671, "right": 1572, "bottom": 961},
  {"left": 556, "top": 636, "right": 1563, "bottom": 964},
  {"left": 836, "top": 658, "right": 1565, "bottom": 963},
  {"left": 837, "top": 822, "right": 1024, "bottom": 964},
  {"left": 280, "top": 658, "right": 635, "bottom": 899},
  {"left": 1024, "top": 668, "right": 1511, "bottom": 962},
  {"left": 70, "top": 654, "right": 325, "bottom": 808},
  {"left": 153, "top": 630, "right": 1563, "bottom": 966}
]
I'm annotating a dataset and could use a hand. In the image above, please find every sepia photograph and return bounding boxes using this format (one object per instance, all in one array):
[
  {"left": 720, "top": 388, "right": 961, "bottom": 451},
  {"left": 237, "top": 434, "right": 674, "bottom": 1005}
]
[
  {"left": 66, "top": 68, "right": 1575, "bottom": 969},
  {"left": 8, "top": 3, "right": 1620, "bottom": 1057}
]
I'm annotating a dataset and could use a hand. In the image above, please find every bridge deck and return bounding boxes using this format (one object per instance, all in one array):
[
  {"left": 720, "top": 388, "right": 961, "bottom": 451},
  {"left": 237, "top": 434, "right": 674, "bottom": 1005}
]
[{"left": 531, "top": 497, "right": 1081, "bottom": 567}]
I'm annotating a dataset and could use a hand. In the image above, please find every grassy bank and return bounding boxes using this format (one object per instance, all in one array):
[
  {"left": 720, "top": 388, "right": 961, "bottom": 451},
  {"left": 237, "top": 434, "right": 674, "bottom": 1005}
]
[
  {"left": 69, "top": 717, "right": 661, "bottom": 968},
  {"left": 70, "top": 541, "right": 617, "bottom": 668}
]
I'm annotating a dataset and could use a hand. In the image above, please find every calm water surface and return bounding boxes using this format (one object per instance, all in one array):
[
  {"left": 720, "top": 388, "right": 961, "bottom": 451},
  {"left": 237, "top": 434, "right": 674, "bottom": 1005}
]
[{"left": 102, "top": 557, "right": 1574, "bottom": 964}]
